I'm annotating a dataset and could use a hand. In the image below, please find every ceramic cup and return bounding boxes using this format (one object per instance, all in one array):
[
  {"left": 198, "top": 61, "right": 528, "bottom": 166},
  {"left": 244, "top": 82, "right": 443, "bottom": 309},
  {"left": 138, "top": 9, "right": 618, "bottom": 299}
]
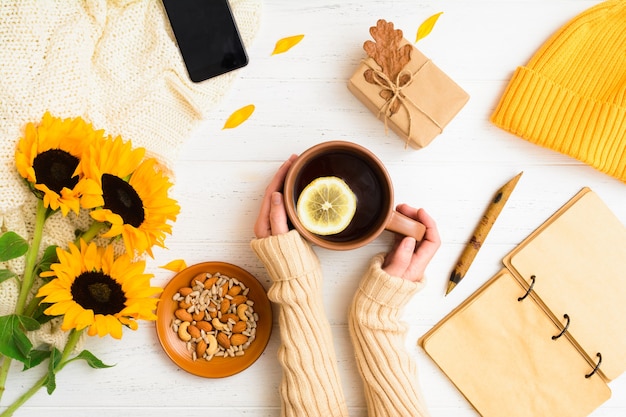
[{"left": 283, "top": 140, "right": 426, "bottom": 250}]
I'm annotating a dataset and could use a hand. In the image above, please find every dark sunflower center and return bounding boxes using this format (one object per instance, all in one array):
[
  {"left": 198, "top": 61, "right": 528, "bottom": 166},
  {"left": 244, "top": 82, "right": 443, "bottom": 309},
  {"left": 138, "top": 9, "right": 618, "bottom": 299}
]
[
  {"left": 32, "top": 149, "right": 80, "bottom": 193},
  {"left": 101, "top": 173, "right": 145, "bottom": 227},
  {"left": 71, "top": 271, "right": 127, "bottom": 315}
]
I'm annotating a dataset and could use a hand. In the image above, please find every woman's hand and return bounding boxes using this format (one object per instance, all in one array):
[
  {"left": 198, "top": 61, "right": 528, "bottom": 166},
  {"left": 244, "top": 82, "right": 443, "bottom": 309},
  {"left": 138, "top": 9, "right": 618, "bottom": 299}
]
[
  {"left": 253, "top": 155, "right": 298, "bottom": 238},
  {"left": 381, "top": 205, "right": 441, "bottom": 282}
]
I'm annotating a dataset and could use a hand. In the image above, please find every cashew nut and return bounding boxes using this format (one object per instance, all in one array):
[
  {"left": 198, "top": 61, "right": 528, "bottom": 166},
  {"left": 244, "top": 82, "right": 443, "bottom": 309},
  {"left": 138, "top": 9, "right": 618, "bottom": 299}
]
[
  {"left": 206, "top": 334, "right": 218, "bottom": 356},
  {"left": 212, "top": 317, "right": 229, "bottom": 331},
  {"left": 236, "top": 304, "right": 248, "bottom": 322},
  {"left": 177, "top": 321, "right": 192, "bottom": 341}
]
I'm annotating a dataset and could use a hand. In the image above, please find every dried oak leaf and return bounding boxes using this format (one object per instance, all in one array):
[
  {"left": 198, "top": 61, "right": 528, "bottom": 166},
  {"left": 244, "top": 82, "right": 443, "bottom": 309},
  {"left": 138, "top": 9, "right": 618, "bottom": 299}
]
[
  {"left": 363, "top": 20, "right": 411, "bottom": 83},
  {"left": 362, "top": 20, "right": 412, "bottom": 114}
]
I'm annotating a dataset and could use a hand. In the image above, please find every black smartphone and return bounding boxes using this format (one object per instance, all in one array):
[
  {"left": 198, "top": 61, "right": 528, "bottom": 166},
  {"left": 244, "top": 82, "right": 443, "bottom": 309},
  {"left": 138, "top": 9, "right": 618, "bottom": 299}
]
[{"left": 162, "top": 0, "right": 248, "bottom": 83}]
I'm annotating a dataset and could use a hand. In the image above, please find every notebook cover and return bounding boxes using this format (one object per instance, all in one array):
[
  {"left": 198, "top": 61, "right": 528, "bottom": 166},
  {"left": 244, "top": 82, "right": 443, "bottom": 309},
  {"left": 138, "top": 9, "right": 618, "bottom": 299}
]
[
  {"left": 420, "top": 269, "right": 611, "bottom": 417},
  {"left": 503, "top": 188, "right": 626, "bottom": 381}
]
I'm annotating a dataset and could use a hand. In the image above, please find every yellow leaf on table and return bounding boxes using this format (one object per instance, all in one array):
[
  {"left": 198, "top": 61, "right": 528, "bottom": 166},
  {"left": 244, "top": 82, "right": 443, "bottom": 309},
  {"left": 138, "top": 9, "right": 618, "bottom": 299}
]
[
  {"left": 272, "top": 34, "right": 304, "bottom": 55},
  {"left": 415, "top": 12, "right": 443, "bottom": 43},
  {"left": 160, "top": 259, "right": 187, "bottom": 272},
  {"left": 223, "top": 104, "right": 255, "bottom": 129}
]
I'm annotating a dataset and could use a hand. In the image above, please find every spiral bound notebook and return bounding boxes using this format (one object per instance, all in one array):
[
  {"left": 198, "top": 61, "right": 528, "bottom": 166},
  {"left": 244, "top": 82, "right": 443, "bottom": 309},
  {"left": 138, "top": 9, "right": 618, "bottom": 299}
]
[{"left": 420, "top": 187, "right": 626, "bottom": 417}]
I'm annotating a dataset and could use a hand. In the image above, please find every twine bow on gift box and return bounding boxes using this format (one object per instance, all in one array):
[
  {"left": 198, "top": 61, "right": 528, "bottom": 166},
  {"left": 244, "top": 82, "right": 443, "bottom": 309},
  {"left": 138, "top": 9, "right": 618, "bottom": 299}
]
[{"left": 363, "top": 58, "right": 443, "bottom": 148}]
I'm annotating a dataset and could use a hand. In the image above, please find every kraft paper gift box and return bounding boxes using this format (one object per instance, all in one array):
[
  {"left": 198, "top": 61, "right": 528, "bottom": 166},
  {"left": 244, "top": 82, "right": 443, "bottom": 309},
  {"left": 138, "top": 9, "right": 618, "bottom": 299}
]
[{"left": 348, "top": 38, "right": 469, "bottom": 149}]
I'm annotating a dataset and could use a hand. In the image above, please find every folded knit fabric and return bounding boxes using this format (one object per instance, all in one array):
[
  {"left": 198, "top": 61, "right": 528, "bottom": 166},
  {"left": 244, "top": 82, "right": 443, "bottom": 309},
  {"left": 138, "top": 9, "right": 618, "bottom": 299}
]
[
  {"left": 0, "top": 0, "right": 261, "bottom": 346},
  {"left": 491, "top": 0, "right": 625, "bottom": 182}
]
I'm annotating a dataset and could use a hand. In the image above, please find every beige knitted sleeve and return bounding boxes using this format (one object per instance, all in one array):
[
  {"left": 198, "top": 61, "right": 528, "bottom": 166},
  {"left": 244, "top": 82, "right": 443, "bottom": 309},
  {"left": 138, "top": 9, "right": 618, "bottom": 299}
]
[
  {"left": 250, "top": 231, "right": 349, "bottom": 417},
  {"left": 349, "top": 254, "right": 431, "bottom": 417}
]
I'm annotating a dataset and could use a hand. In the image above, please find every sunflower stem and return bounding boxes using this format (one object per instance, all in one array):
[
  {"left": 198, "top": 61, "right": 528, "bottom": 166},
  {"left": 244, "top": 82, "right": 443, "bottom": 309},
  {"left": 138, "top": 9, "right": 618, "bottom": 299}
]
[
  {"left": 1, "top": 201, "right": 48, "bottom": 406},
  {"left": 0, "top": 371, "right": 45, "bottom": 417},
  {"left": 57, "top": 329, "right": 83, "bottom": 369},
  {"left": 22, "top": 295, "right": 41, "bottom": 318},
  {"left": 77, "top": 220, "right": 107, "bottom": 244},
  {"left": 14, "top": 200, "right": 48, "bottom": 316},
  {"left": 0, "top": 356, "right": 10, "bottom": 404},
  {"left": 0, "top": 329, "right": 84, "bottom": 417}
]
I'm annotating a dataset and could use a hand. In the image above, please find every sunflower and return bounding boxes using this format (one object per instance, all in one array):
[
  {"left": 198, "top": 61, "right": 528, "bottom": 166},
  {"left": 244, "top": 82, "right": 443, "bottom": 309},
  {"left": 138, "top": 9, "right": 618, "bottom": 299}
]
[
  {"left": 37, "top": 240, "right": 161, "bottom": 339},
  {"left": 15, "top": 112, "right": 103, "bottom": 216},
  {"left": 82, "top": 135, "right": 180, "bottom": 257}
]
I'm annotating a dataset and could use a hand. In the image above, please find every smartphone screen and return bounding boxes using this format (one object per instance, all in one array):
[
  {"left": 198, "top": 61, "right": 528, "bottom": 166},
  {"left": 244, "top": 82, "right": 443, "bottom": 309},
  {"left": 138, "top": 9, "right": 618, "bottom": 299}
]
[{"left": 162, "top": 0, "right": 248, "bottom": 83}]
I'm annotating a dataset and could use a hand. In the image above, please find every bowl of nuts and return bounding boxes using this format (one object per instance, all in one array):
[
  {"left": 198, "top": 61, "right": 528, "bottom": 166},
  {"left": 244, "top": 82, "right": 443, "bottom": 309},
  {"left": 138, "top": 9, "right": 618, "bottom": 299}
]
[{"left": 156, "top": 261, "right": 272, "bottom": 377}]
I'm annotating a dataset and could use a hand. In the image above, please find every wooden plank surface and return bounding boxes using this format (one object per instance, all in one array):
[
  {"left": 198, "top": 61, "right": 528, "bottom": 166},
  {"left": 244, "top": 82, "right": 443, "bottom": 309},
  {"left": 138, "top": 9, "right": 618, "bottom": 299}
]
[{"left": 3, "top": 1, "right": 624, "bottom": 416}]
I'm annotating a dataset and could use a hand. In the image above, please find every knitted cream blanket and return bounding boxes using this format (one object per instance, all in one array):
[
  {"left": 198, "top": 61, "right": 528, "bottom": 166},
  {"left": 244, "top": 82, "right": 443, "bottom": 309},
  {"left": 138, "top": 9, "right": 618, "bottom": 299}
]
[{"left": 0, "top": 0, "right": 261, "bottom": 345}]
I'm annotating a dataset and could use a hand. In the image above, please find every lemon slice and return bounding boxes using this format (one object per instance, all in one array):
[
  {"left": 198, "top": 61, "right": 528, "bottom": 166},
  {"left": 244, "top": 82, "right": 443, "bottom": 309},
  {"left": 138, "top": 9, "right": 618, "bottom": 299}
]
[{"left": 296, "top": 176, "right": 357, "bottom": 235}]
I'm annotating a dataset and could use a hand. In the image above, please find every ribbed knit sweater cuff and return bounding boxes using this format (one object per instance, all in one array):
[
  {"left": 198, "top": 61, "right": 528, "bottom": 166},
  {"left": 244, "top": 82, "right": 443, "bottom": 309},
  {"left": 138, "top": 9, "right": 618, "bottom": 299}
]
[
  {"left": 250, "top": 230, "right": 320, "bottom": 283},
  {"left": 358, "top": 254, "right": 425, "bottom": 309}
]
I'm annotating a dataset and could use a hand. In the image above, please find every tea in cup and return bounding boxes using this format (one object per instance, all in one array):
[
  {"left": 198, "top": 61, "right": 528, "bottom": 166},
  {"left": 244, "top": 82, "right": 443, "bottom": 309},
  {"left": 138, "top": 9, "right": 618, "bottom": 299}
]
[{"left": 283, "top": 141, "right": 425, "bottom": 250}]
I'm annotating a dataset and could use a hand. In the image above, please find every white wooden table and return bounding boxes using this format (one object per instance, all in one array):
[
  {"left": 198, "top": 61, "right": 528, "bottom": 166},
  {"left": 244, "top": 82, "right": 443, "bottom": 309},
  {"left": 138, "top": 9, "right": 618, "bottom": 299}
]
[{"left": 4, "top": 1, "right": 625, "bottom": 416}]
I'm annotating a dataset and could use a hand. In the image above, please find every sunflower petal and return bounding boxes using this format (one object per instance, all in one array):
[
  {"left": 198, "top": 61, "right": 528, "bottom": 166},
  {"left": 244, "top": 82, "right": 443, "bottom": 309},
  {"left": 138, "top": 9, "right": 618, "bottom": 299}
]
[
  {"left": 271, "top": 34, "right": 304, "bottom": 55},
  {"left": 160, "top": 259, "right": 187, "bottom": 272},
  {"left": 222, "top": 104, "right": 255, "bottom": 129},
  {"left": 415, "top": 12, "right": 443, "bottom": 43},
  {"left": 105, "top": 315, "right": 123, "bottom": 339}
]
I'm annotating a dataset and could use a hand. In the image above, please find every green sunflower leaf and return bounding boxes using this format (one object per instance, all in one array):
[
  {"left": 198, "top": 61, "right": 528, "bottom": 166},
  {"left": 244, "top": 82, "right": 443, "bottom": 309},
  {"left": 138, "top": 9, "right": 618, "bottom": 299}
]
[
  {"left": 0, "top": 231, "right": 29, "bottom": 262},
  {"left": 37, "top": 245, "right": 59, "bottom": 275},
  {"left": 32, "top": 302, "right": 56, "bottom": 325},
  {"left": 45, "top": 348, "right": 62, "bottom": 394},
  {"left": 0, "top": 268, "right": 17, "bottom": 284},
  {"left": 70, "top": 350, "right": 114, "bottom": 369},
  {"left": 22, "top": 348, "right": 51, "bottom": 370},
  {"left": 43, "top": 206, "right": 56, "bottom": 221},
  {"left": 0, "top": 314, "right": 40, "bottom": 363}
]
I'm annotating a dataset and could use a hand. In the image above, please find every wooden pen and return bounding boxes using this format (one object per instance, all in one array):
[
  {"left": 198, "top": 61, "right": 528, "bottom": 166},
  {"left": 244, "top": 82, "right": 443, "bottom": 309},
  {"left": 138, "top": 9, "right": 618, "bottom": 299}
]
[{"left": 446, "top": 171, "right": 523, "bottom": 295}]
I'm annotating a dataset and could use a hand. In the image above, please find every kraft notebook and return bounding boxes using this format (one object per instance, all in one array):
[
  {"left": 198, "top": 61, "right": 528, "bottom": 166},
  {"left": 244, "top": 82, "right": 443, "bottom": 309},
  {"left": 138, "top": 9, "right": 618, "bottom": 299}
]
[{"left": 419, "top": 187, "right": 626, "bottom": 417}]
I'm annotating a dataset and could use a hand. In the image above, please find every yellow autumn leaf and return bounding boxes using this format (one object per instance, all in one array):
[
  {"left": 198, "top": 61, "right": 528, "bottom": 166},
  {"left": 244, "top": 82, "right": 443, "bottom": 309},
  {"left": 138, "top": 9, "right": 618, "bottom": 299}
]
[
  {"left": 415, "top": 12, "right": 443, "bottom": 43},
  {"left": 160, "top": 259, "right": 187, "bottom": 272},
  {"left": 223, "top": 104, "right": 255, "bottom": 129},
  {"left": 272, "top": 34, "right": 304, "bottom": 55}
]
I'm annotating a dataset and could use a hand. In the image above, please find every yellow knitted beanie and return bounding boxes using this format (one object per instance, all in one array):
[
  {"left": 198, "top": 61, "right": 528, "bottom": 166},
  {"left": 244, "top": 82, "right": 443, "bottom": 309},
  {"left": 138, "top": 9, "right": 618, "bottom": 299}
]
[{"left": 491, "top": 0, "right": 626, "bottom": 182}]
